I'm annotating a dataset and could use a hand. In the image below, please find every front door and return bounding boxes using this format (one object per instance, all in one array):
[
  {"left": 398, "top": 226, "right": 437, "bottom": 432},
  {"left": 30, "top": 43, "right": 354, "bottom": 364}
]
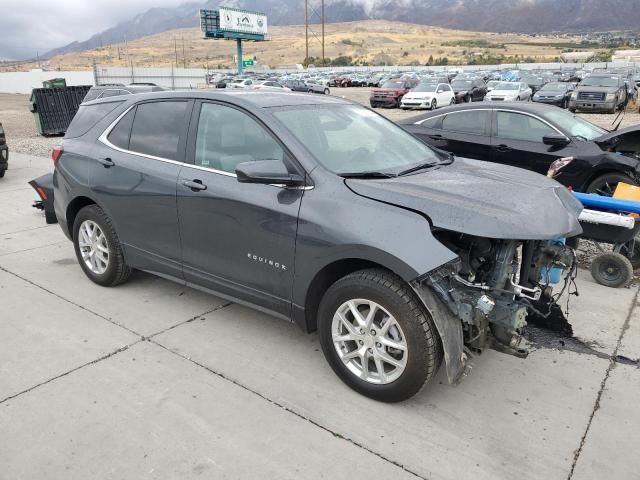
[
  {"left": 491, "top": 110, "right": 575, "bottom": 174},
  {"left": 176, "top": 101, "right": 304, "bottom": 317}
]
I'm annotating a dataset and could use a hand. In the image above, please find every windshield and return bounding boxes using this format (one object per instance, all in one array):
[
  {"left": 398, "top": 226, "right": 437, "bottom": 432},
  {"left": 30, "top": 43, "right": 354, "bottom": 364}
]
[
  {"left": 542, "top": 109, "right": 606, "bottom": 141},
  {"left": 382, "top": 81, "right": 404, "bottom": 89},
  {"left": 272, "top": 105, "right": 442, "bottom": 175},
  {"left": 581, "top": 76, "right": 620, "bottom": 87},
  {"left": 451, "top": 80, "right": 472, "bottom": 89},
  {"left": 412, "top": 83, "right": 437, "bottom": 92},
  {"left": 540, "top": 83, "right": 567, "bottom": 92},
  {"left": 495, "top": 82, "right": 519, "bottom": 90}
]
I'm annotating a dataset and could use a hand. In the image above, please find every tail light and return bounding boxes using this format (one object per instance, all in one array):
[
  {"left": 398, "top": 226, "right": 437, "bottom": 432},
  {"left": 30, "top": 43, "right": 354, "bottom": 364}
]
[
  {"left": 51, "top": 145, "right": 63, "bottom": 164},
  {"left": 35, "top": 186, "right": 48, "bottom": 201}
]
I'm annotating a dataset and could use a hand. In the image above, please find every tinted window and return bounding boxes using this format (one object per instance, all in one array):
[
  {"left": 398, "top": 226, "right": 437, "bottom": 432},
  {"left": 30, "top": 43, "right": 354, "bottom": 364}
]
[
  {"left": 129, "top": 101, "right": 188, "bottom": 159},
  {"left": 417, "top": 116, "right": 441, "bottom": 129},
  {"left": 65, "top": 101, "right": 123, "bottom": 139},
  {"left": 496, "top": 111, "right": 556, "bottom": 142},
  {"left": 441, "top": 110, "right": 488, "bottom": 135},
  {"left": 107, "top": 107, "right": 135, "bottom": 149},
  {"left": 195, "top": 103, "right": 284, "bottom": 174},
  {"left": 100, "top": 89, "right": 130, "bottom": 98}
]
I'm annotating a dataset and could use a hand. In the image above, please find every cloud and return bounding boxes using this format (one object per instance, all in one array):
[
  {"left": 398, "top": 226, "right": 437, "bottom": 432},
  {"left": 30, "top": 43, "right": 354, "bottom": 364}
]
[{"left": 0, "top": 0, "right": 187, "bottom": 60}]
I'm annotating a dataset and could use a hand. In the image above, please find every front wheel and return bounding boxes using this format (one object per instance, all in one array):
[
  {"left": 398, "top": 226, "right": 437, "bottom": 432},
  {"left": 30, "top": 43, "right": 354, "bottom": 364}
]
[
  {"left": 430, "top": 99, "right": 437, "bottom": 110},
  {"left": 466, "top": 94, "right": 472, "bottom": 103},
  {"left": 73, "top": 205, "right": 132, "bottom": 287},
  {"left": 324, "top": 88, "right": 330, "bottom": 95},
  {"left": 0, "top": 168, "right": 5, "bottom": 178},
  {"left": 586, "top": 172, "right": 636, "bottom": 197},
  {"left": 449, "top": 97, "right": 455, "bottom": 105},
  {"left": 318, "top": 269, "right": 443, "bottom": 402}
]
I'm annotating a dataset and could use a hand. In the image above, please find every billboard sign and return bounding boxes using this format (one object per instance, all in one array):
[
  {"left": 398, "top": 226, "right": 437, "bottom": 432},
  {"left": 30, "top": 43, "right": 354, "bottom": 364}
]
[{"left": 218, "top": 7, "right": 268, "bottom": 36}]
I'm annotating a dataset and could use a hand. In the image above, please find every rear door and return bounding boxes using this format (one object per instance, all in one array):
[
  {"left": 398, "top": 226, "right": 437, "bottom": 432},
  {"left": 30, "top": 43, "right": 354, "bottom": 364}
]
[
  {"left": 176, "top": 101, "right": 304, "bottom": 317},
  {"left": 491, "top": 109, "right": 575, "bottom": 174},
  {"left": 436, "top": 109, "right": 493, "bottom": 160},
  {"left": 92, "top": 99, "right": 192, "bottom": 278}
]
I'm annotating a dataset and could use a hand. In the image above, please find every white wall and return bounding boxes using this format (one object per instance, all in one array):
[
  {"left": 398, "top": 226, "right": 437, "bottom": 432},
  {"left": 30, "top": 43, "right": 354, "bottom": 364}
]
[{"left": 0, "top": 71, "right": 94, "bottom": 94}]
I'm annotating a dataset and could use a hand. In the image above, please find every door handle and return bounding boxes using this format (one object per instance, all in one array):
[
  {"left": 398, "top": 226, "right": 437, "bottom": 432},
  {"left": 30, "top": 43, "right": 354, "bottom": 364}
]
[
  {"left": 181, "top": 179, "right": 207, "bottom": 192},
  {"left": 492, "top": 144, "right": 511, "bottom": 152},
  {"left": 98, "top": 157, "right": 115, "bottom": 168}
]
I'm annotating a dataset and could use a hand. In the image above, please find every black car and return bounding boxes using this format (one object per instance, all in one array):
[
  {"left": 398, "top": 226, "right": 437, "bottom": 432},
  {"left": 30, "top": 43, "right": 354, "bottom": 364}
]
[
  {"left": 0, "top": 121, "right": 7, "bottom": 178},
  {"left": 400, "top": 103, "right": 640, "bottom": 195},
  {"left": 52, "top": 91, "right": 580, "bottom": 402},
  {"left": 450, "top": 78, "right": 487, "bottom": 103},
  {"left": 532, "top": 82, "right": 575, "bottom": 108}
]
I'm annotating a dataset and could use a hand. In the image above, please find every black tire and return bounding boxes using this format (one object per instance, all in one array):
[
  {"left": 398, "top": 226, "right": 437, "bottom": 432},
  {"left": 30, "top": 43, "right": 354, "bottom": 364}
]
[
  {"left": 430, "top": 99, "right": 437, "bottom": 110},
  {"left": 586, "top": 172, "right": 636, "bottom": 197},
  {"left": 396, "top": 96, "right": 403, "bottom": 108},
  {"left": 0, "top": 168, "right": 5, "bottom": 178},
  {"left": 318, "top": 268, "right": 443, "bottom": 403},
  {"left": 569, "top": 107, "right": 577, "bottom": 113},
  {"left": 562, "top": 98, "right": 569, "bottom": 109},
  {"left": 466, "top": 94, "right": 472, "bottom": 103},
  {"left": 324, "top": 88, "right": 329, "bottom": 95},
  {"left": 72, "top": 205, "right": 132, "bottom": 287},
  {"left": 590, "top": 252, "right": 633, "bottom": 288},
  {"left": 449, "top": 98, "right": 455, "bottom": 105}
]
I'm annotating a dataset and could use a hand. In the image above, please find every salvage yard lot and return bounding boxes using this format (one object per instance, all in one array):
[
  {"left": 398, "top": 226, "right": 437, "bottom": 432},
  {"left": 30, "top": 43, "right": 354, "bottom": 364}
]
[{"left": 1, "top": 92, "right": 640, "bottom": 479}]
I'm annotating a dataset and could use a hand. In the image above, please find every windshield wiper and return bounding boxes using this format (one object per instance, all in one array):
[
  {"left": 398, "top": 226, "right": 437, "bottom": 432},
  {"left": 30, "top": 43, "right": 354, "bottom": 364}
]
[
  {"left": 339, "top": 171, "right": 397, "bottom": 179},
  {"left": 397, "top": 155, "right": 454, "bottom": 176}
]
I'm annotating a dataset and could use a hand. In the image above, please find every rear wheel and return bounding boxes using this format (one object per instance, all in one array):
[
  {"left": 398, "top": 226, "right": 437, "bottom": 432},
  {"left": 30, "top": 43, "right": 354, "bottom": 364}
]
[
  {"left": 0, "top": 168, "right": 5, "bottom": 178},
  {"left": 318, "top": 269, "right": 443, "bottom": 402},
  {"left": 72, "top": 205, "right": 132, "bottom": 287},
  {"left": 586, "top": 172, "right": 636, "bottom": 197}
]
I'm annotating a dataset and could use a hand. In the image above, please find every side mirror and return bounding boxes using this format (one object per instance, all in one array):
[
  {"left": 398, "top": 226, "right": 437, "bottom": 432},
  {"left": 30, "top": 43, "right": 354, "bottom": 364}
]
[
  {"left": 543, "top": 134, "right": 570, "bottom": 147},
  {"left": 236, "top": 160, "right": 305, "bottom": 187}
]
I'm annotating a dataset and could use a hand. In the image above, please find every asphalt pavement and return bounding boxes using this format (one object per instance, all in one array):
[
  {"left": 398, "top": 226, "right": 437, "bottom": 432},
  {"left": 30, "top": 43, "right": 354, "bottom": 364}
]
[{"left": 1, "top": 152, "right": 639, "bottom": 480}]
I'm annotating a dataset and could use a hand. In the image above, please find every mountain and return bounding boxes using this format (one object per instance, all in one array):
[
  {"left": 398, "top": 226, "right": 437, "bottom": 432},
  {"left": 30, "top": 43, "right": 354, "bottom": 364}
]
[{"left": 43, "top": 0, "right": 640, "bottom": 59}]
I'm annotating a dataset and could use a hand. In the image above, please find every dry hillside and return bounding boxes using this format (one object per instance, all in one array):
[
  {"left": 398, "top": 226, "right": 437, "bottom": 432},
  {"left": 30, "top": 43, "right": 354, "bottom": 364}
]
[{"left": 5, "top": 20, "right": 586, "bottom": 71}]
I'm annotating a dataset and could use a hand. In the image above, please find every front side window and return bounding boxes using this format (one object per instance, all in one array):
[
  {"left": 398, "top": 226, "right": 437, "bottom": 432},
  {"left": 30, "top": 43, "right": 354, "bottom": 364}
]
[
  {"left": 195, "top": 103, "right": 284, "bottom": 174},
  {"left": 272, "top": 105, "right": 441, "bottom": 175},
  {"left": 442, "top": 110, "right": 488, "bottom": 135},
  {"left": 128, "top": 101, "right": 188, "bottom": 159},
  {"left": 496, "top": 111, "right": 556, "bottom": 142}
]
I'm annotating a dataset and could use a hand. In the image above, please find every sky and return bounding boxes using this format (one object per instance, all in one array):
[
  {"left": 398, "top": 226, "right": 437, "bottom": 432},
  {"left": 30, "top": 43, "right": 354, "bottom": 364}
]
[{"left": 1, "top": 0, "right": 188, "bottom": 60}]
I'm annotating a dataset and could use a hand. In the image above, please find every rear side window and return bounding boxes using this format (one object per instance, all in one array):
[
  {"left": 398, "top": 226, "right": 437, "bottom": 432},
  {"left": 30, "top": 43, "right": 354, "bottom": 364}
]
[
  {"left": 65, "top": 102, "right": 123, "bottom": 139},
  {"left": 442, "top": 110, "right": 488, "bottom": 135},
  {"left": 107, "top": 108, "right": 135, "bottom": 150},
  {"left": 128, "top": 101, "right": 188, "bottom": 159}
]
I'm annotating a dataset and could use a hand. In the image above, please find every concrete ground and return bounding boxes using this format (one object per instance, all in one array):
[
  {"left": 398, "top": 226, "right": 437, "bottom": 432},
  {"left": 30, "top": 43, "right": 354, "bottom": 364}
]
[{"left": 1, "top": 151, "right": 639, "bottom": 480}]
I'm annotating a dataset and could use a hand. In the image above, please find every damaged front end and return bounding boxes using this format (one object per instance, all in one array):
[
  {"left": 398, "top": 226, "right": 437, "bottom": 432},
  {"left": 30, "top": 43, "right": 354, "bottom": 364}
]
[{"left": 412, "top": 232, "right": 577, "bottom": 384}]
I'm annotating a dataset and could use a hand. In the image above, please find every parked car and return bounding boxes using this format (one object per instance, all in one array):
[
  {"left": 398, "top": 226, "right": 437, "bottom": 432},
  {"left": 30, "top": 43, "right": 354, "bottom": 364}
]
[
  {"left": 532, "top": 82, "right": 574, "bottom": 108},
  {"left": 284, "top": 79, "right": 311, "bottom": 92},
  {"left": 486, "top": 80, "right": 500, "bottom": 92},
  {"left": 83, "top": 84, "right": 165, "bottom": 102},
  {"left": 306, "top": 80, "right": 331, "bottom": 95},
  {"left": 400, "top": 82, "right": 454, "bottom": 110},
  {"left": 252, "top": 80, "right": 291, "bottom": 92},
  {"left": 519, "top": 74, "right": 547, "bottom": 94},
  {"left": 399, "top": 103, "right": 640, "bottom": 195},
  {"left": 227, "top": 79, "right": 255, "bottom": 89},
  {"left": 484, "top": 82, "right": 533, "bottom": 102},
  {"left": 52, "top": 91, "right": 580, "bottom": 402},
  {"left": 570, "top": 74, "right": 627, "bottom": 113},
  {"left": 0, "top": 122, "right": 7, "bottom": 178},
  {"left": 370, "top": 79, "right": 415, "bottom": 108},
  {"left": 450, "top": 78, "right": 487, "bottom": 103}
]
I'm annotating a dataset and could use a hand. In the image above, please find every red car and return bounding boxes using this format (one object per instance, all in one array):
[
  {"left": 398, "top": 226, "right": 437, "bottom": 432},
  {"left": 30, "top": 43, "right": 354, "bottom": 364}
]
[
  {"left": 334, "top": 75, "right": 352, "bottom": 88},
  {"left": 369, "top": 79, "right": 417, "bottom": 108}
]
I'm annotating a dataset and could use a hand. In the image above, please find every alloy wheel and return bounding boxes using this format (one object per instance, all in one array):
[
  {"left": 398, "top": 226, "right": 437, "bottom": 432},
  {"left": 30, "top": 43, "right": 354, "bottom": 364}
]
[
  {"left": 78, "top": 219, "right": 110, "bottom": 274},
  {"left": 331, "top": 299, "right": 408, "bottom": 385}
]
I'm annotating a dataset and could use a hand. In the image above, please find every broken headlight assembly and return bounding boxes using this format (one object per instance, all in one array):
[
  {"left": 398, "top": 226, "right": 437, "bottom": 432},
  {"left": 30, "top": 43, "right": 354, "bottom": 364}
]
[{"left": 425, "top": 231, "right": 578, "bottom": 358}]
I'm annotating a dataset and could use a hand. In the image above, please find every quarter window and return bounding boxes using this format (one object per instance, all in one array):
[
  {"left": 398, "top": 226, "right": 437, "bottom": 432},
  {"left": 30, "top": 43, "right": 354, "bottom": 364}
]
[
  {"left": 496, "top": 111, "right": 556, "bottom": 142},
  {"left": 195, "top": 103, "right": 284, "bottom": 174},
  {"left": 441, "top": 110, "right": 488, "bottom": 135},
  {"left": 107, "top": 108, "right": 135, "bottom": 149},
  {"left": 128, "top": 101, "right": 188, "bottom": 159}
]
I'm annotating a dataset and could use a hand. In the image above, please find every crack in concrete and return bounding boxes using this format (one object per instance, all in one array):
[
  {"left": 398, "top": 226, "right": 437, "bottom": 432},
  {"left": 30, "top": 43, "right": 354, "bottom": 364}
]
[
  {"left": 0, "top": 264, "right": 142, "bottom": 337},
  {"left": 0, "top": 241, "right": 69, "bottom": 257},
  {"left": 145, "top": 301, "right": 233, "bottom": 340},
  {"left": 150, "top": 339, "right": 428, "bottom": 480},
  {"left": 567, "top": 286, "right": 640, "bottom": 479},
  {"left": 1, "top": 224, "right": 53, "bottom": 235},
  {"left": 0, "top": 341, "right": 141, "bottom": 405}
]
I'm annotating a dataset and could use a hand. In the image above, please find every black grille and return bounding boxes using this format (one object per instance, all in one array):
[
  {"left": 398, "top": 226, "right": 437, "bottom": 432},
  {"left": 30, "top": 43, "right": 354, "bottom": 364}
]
[{"left": 578, "top": 91, "right": 606, "bottom": 102}]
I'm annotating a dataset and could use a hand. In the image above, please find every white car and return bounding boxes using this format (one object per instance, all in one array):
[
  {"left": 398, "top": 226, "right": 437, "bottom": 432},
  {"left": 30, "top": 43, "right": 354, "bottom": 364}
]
[
  {"left": 400, "top": 82, "right": 454, "bottom": 110},
  {"left": 227, "top": 79, "right": 254, "bottom": 89},
  {"left": 251, "top": 80, "right": 291, "bottom": 92},
  {"left": 484, "top": 81, "right": 532, "bottom": 101}
]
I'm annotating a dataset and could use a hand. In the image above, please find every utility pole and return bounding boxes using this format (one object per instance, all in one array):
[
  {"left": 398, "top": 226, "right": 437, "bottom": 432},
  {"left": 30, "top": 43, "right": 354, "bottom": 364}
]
[
  {"left": 174, "top": 37, "right": 178, "bottom": 67},
  {"left": 321, "top": 0, "right": 325, "bottom": 65},
  {"left": 305, "top": 0, "right": 309, "bottom": 62},
  {"left": 182, "top": 36, "right": 186, "bottom": 68}
]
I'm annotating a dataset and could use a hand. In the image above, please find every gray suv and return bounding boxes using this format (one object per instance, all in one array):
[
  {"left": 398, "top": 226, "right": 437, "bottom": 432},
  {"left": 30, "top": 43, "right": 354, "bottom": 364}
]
[
  {"left": 569, "top": 74, "right": 627, "bottom": 113},
  {"left": 53, "top": 91, "right": 581, "bottom": 402}
]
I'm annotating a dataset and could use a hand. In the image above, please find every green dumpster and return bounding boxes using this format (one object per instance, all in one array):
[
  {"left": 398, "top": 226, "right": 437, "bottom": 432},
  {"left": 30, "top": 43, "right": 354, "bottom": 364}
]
[{"left": 42, "top": 78, "right": 67, "bottom": 88}]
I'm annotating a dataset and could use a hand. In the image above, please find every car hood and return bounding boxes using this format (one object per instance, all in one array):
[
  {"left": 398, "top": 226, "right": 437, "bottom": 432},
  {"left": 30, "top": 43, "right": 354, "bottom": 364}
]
[
  {"left": 576, "top": 85, "right": 616, "bottom": 92},
  {"left": 346, "top": 157, "right": 582, "bottom": 240},
  {"left": 404, "top": 92, "right": 434, "bottom": 99},
  {"left": 372, "top": 88, "right": 405, "bottom": 94},
  {"left": 594, "top": 125, "right": 640, "bottom": 154}
]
